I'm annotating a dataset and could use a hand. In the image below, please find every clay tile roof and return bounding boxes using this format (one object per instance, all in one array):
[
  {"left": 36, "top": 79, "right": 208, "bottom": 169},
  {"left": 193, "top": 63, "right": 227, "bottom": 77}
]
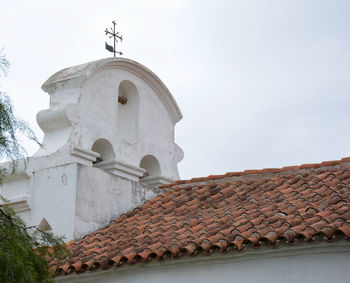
[{"left": 51, "top": 157, "right": 350, "bottom": 276}]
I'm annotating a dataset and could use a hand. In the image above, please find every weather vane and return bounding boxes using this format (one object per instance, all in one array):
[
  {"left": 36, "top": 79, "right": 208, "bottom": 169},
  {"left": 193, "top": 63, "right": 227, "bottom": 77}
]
[{"left": 105, "top": 20, "right": 123, "bottom": 57}]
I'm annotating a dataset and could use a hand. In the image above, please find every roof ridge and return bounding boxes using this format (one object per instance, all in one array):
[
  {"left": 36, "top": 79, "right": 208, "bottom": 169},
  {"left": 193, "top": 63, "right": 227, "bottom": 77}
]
[{"left": 160, "top": 156, "right": 350, "bottom": 189}]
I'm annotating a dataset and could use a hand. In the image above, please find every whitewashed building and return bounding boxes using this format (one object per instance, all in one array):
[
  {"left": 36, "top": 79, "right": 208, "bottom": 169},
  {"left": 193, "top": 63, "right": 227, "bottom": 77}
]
[{"left": 1, "top": 58, "right": 349, "bottom": 282}]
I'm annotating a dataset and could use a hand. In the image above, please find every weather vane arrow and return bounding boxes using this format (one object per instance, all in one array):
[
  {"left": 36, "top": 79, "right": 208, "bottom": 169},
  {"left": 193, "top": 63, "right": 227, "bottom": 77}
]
[{"left": 105, "top": 20, "right": 123, "bottom": 57}]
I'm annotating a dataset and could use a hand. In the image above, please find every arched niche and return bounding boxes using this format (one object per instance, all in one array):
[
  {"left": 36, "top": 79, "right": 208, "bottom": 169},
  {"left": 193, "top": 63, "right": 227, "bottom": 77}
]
[
  {"left": 139, "top": 155, "right": 161, "bottom": 178},
  {"left": 91, "top": 139, "right": 115, "bottom": 166},
  {"left": 117, "top": 80, "right": 139, "bottom": 140}
]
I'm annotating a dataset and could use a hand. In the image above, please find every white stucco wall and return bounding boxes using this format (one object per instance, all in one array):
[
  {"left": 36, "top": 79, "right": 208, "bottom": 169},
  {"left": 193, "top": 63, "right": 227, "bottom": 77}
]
[
  {"left": 0, "top": 162, "right": 31, "bottom": 213},
  {"left": 0, "top": 161, "right": 161, "bottom": 240},
  {"left": 0, "top": 162, "right": 78, "bottom": 240},
  {"left": 75, "top": 165, "right": 159, "bottom": 239},
  {"left": 79, "top": 66, "right": 180, "bottom": 180},
  {"left": 0, "top": 58, "right": 183, "bottom": 241},
  {"left": 56, "top": 241, "right": 350, "bottom": 283},
  {"left": 27, "top": 163, "right": 78, "bottom": 240},
  {"left": 36, "top": 58, "right": 184, "bottom": 183}
]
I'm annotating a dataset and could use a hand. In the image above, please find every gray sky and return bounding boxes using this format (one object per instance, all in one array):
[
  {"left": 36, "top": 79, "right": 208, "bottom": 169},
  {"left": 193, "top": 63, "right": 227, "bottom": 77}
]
[{"left": 1, "top": 0, "right": 350, "bottom": 179}]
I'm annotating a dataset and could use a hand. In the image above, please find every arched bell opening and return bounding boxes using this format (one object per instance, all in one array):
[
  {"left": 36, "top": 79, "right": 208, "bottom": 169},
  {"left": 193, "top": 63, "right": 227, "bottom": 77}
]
[
  {"left": 91, "top": 139, "right": 116, "bottom": 167},
  {"left": 139, "top": 155, "right": 161, "bottom": 178},
  {"left": 139, "top": 154, "right": 173, "bottom": 186},
  {"left": 117, "top": 80, "right": 139, "bottom": 140}
]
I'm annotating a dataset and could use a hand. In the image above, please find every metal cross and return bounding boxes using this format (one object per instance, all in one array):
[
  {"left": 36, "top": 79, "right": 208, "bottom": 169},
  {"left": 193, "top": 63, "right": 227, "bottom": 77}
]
[{"left": 105, "top": 20, "right": 123, "bottom": 57}]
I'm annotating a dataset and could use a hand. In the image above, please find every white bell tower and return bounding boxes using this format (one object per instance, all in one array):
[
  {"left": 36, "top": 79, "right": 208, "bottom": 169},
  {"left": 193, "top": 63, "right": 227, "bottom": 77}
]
[
  {"left": 0, "top": 58, "right": 184, "bottom": 240},
  {"left": 36, "top": 58, "right": 183, "bottom": 184}
]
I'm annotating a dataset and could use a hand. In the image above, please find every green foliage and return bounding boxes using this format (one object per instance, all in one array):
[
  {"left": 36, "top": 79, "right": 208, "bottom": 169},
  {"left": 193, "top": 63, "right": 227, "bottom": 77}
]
[
  {"left": 0, "top": 94, "right": 39, "bottom": 163},
  {"left": 0, "top": 198, "right": 67, "bottom": 283},
  {"left": 0, "top": 51, "right": 68, "bottom": 282},
  {"left": 0, "top": 52, "right": 39, "bottom": 169}
]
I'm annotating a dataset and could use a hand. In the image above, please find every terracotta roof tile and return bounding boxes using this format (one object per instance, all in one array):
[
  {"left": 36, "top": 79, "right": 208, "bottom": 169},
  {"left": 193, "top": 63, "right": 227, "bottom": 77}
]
[{"left": 52, "top": 157, "right": 350, "bottom": 276}]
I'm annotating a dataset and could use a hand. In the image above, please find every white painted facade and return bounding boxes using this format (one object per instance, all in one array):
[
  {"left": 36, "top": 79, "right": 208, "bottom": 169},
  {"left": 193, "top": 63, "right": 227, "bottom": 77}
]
[
  {"left": 56, "top": 241, "right": 350, "bottom": 283},
  {"left": 1, "top": 58, "right": 349, "bottom": 282},
  {"left": 0, "top": 58, "right": 183, "bottom": 240}
]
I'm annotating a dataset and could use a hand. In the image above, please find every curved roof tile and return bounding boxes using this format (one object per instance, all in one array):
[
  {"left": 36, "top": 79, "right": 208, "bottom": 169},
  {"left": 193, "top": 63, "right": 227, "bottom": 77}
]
[{"left": 52, "top": 157, "right": 350, "bottom": 276}]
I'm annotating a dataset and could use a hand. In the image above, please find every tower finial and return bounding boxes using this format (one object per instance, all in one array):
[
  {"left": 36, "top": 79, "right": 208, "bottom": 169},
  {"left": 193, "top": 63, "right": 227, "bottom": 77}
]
[{"left": 105, "top": 20, "right": 123, "bottom": 57}]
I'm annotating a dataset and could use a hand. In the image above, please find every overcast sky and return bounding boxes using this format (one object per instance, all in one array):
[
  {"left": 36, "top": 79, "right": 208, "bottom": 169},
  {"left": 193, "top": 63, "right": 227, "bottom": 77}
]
[{"left": 1, "top": 0, "right": 350, "bottom": 179}]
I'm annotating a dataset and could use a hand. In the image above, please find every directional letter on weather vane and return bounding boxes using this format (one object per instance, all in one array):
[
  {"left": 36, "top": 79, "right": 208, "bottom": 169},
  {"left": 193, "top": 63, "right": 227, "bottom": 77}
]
[{"left": 105, "top": 20, "right": 123, "bottom": 57}]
